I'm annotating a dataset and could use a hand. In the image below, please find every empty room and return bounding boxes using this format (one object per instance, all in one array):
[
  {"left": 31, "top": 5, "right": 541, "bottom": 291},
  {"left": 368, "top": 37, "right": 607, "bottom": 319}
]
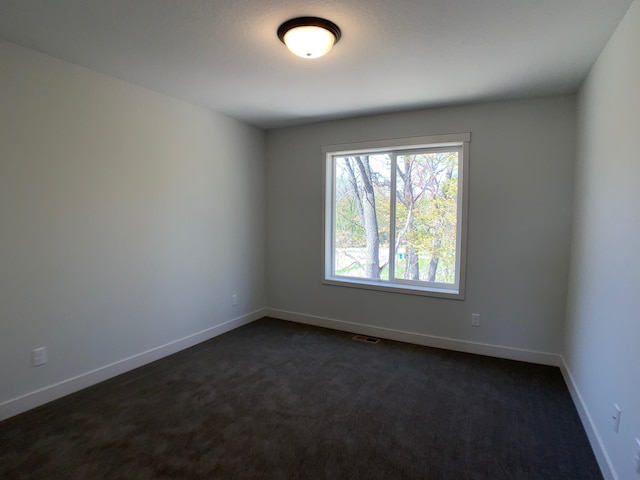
[{"left": 1, "top": 1, "right": 639, "bottom": 479}]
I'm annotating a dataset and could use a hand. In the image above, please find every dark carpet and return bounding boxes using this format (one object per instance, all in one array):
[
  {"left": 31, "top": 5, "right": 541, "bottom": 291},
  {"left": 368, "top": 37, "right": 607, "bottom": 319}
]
[{"left": 0, "top": 317, "right": 601, "bottom": 479}]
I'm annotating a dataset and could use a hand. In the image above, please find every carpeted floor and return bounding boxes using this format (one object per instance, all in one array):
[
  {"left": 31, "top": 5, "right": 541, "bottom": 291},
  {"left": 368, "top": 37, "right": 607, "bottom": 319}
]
[{"left": 0, "top": 317, "right": 602, "bottom": 479}]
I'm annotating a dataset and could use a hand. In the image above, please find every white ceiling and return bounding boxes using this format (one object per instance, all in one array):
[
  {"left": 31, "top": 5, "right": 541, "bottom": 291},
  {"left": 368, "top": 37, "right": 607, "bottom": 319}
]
[{"left": 0, "top": 0, "right": 633, "bottom": 128}]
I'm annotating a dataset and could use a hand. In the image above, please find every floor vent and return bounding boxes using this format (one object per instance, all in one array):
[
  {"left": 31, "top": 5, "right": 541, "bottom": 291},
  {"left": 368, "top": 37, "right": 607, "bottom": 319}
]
[{"left": 352, "top": 334, "right": 381, "bottom": 344}]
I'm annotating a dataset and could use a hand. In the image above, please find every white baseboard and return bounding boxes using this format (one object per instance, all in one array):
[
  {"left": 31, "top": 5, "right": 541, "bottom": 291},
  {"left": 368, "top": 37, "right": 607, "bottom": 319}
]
[
  {"left": 265, "top": 308, "right": 561, "bottom": 366},
  {"left": 559, "top": 356, "right": 618, "bottom": 480},
  {"left": 0, "top": 308, "right": 267, "bottom": 421}
]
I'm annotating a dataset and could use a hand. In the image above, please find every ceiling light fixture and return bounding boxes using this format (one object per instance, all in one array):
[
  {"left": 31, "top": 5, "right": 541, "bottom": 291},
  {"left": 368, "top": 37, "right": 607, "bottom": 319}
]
[{"left": 277, "top": 17, "right": 341, "bottom": 59}]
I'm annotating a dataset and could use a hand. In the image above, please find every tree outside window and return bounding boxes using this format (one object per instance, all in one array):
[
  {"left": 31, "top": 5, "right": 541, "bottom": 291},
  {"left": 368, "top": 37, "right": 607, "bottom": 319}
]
[{"left": 324, "top": 133, "right": 469, "bottom": 299}]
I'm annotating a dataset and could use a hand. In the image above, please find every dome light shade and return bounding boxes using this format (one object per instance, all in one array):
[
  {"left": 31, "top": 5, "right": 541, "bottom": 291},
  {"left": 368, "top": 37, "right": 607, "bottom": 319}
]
[
  {"left": 278, "top": 17, "right": 341, "bottom": 59},
  {"left": 283, "top": 25, "right": 334, "bottom": 58}
]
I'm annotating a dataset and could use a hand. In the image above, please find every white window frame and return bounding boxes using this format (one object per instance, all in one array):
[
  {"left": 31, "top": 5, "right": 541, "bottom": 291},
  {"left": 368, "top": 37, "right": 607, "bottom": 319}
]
[{"left": 322, "top": 132, "right": 470, "bottom": 300}]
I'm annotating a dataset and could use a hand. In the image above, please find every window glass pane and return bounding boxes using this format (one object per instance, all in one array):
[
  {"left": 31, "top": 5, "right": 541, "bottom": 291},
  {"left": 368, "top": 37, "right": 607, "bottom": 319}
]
[
  {"left": 394, "top": 151, "right": 458, "bottom": 284},
  {"left": 334, "top": 154, "right": 391, "bottom": 280}
]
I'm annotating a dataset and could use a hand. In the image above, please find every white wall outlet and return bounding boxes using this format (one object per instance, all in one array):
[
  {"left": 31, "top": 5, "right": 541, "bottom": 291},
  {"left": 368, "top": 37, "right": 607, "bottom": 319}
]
[
  {"left": 471, "top": 313, "right": 480, "bottom": 327},
  {"left": 31, "top": 347, "right": 47, "bottom": 367},
  {"left": 231, "top": 294, "right": 238, "bottom": 306},
  {"left": 613, "top": 404, "right": 622, "bottom": 433}
]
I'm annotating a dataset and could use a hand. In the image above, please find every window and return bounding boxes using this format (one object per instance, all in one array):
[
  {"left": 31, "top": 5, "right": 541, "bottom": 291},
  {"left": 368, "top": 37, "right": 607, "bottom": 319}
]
[{"left": 323, "top": 133, "right": 470, "bottom": 299}]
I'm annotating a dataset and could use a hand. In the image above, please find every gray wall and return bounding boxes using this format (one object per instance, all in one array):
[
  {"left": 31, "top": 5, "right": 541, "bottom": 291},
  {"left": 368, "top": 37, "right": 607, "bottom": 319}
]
[
  {"left": 565, "top": 0, "right": 640, "bottom": 478},
  {"left": 266, "top": 96, "right": 575, "bottom": 354},
  {"left": 0, "top": 41, "right": 266, "bottom": 405}
]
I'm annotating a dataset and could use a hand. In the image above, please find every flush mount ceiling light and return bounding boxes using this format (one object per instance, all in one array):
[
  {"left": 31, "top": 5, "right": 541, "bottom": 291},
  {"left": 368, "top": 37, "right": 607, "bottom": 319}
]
[{"left": 277, "top": 17, "right": 341, "bottom": 59}]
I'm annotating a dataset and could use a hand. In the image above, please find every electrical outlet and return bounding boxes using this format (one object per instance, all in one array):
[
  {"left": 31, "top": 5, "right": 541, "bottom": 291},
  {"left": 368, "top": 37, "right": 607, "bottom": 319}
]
[
  {"left": 471, "top": 313, "right": 480, "bottom": 327},
  {"left": 613, "top": 404, "right": 622, "bottom": 433},
  {"left": 231, "top": 294, "right": 238, "bottom": 306},
  {"left": 31, "top": 347, "right": 47, "bottom": 367}
]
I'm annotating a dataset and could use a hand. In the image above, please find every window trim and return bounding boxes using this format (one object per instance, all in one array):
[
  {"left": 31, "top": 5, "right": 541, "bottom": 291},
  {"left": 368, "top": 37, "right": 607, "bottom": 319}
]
[{"left": 322, "top": 132, "right": 470, "bottom": 300}]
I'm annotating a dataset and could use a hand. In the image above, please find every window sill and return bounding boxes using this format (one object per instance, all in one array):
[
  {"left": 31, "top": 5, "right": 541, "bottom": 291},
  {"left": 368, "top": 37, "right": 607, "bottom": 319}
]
[{"left": 322, "top": 277, "right": 464, "bottom": 300}]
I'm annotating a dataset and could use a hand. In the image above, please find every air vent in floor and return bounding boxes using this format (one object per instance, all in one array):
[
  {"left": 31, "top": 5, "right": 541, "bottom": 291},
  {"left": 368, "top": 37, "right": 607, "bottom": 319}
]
[{"left": 352, "top": 334, "right": 381, "bottom": 344}]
